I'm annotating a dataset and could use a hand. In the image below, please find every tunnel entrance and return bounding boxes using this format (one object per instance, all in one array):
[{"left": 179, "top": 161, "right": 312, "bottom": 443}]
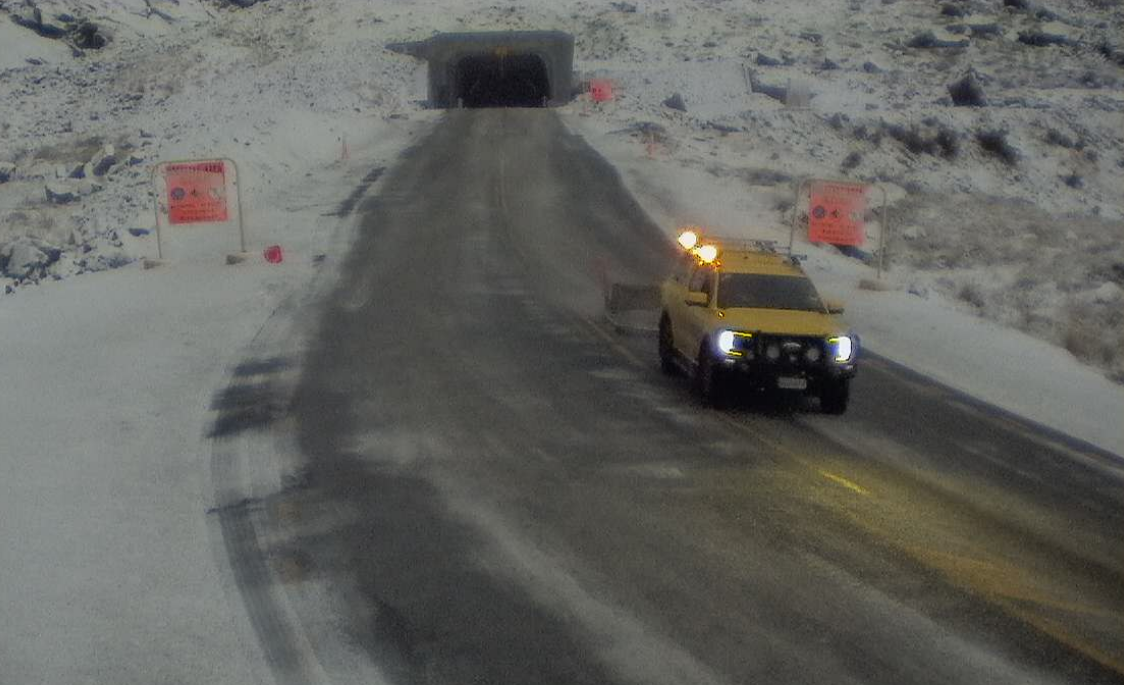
[
  {"left": 402, "top": 31, "right": 574, "bottom": 109},
  {"left": 455, "top": 53, "right": 550, "bottom": 108}
]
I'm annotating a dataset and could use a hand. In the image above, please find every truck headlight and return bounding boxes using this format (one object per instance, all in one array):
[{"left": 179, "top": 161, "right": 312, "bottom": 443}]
[
  {"left": 829, "top": 335, "right": 854, "bottom": 363},
  {"left": 717, "top": 330, "right": 736, "bottom": 354}
]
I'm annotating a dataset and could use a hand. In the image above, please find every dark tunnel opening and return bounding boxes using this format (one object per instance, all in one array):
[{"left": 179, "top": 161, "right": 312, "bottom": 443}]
[{"left": 454, "top": 53, "right": 551, "bottom": 108}]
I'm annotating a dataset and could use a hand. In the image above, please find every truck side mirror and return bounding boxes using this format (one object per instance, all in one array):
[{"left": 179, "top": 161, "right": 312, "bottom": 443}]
[{"left": 824, "top": 298, "right": 845, "bottom": 315}]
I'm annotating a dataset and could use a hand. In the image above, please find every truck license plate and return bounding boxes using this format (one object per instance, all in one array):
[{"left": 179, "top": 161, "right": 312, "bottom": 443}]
[{"left": 777, "top": 377, "right": 807, "bottom": 390}]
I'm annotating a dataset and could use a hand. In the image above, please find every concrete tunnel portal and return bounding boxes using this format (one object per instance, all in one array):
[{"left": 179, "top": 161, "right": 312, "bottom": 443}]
[{"left": 409, "top": 31, "right": 575, "bottom": 109}]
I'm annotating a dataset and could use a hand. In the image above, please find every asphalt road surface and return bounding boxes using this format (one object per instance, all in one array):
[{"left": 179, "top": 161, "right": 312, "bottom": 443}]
[{"left": 234, "top": 109, "right": 1124, "bottom": 685}]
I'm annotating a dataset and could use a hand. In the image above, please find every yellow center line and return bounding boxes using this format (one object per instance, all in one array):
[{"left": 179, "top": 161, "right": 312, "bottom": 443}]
[{"left": 818, "top": 470, "right": 870, "bottom": 496}]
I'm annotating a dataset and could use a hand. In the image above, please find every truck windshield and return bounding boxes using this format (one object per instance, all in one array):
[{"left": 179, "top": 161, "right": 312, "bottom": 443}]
[{"left": 717, "top": 273, "right": 825, "bottom": 311}]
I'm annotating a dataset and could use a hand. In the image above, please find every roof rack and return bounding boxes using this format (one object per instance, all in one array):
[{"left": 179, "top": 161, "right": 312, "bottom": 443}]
[{"left": 700, "top": 236, "right": 807, "bottom": 263}]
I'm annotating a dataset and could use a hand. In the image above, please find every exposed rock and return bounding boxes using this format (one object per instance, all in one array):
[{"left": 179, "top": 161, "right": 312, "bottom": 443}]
[
  {"left": 90, "top": 145, "right": 117, "bottom": 176},
  {"left": 948, "top": 69, "right": 988, "bottom": 106},
  {"left": 10, "top": 4, "right": 69, "bottom": 39},
  {"left": 2, "top": 240, "right": 49, "bottom": 278},
  {"left": 756, "top": 53, "right": 782, "bottom": 67},
  {"left": 610, "top": 2, "right": 638, "bottom": 12},
  {"left": 662, "top": 92, "right": 687, "bottom": 112},
  {"left": 0, "top": 162, "right": 14, "bottom": 184},
  {"left": 821, "top": 58, "right": 840, "bottom": 70},
  {"left": 908, "top": 30, "right": 970, "bottom": 49},
  {"left": 862, "top": 61, "right": 883, "bottom": 73},
  {"left": 941, "top": 4, "right": 968, "bottom": 17},
  {"left": 746, "top": 72, "right": 788, "bottom": 103},
  {"left": 45, "top": 180, "right": 101, "bottom": 204},
  {"left": 45, "top": 182, "right": 79, "bottom": 204}
]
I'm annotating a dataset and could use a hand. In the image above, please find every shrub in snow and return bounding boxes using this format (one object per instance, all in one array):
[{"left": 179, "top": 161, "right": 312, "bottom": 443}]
[
  {"left": 957, "top": 281, "right": 987, "bottom": 308},
  {"left": 841, "top": 151, "right": 863, "bottom": 170},
  {"left": 1062, "top": 173, "right": 1083, "bottom": 189},
  {"left": 72, "top": 22, "right": 108, "bottom": 50},
  {"left": 948, "top": 69, "right": 988, "bottom": 106},
  {"left": 969, "top": 24, "right": 1003, "bottom": 39},
  {"left": 884, "top": 123, "right": 959, "bottom": 159},
  {"left": 1044, "top": 129, "right": 1082, "bottom": 149},
  {"left": 976, "top": 130, "right": 1020, "bottom": 166},
  {"left": 1017, "top": 31, "right": 1074, "bottom": 47}
]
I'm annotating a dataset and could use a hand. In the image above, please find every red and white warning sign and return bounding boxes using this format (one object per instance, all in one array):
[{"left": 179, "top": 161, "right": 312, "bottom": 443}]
[
  {"left": 165, "top": 160, "right": 229, "bottom": 225},
  {"left": 590, "top": 79, "right": 614, "bottom": 103},
  {"left": 808, "top": 181, "right": 867, "bottom": 247}
]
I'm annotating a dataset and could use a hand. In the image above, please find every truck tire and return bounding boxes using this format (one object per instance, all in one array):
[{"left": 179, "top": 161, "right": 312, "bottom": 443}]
[
  {"left": 658, "top": 315, "right": 678, "bottom": 375},
  {"left": 694, "top": 344, "right": 724, "bottom": 407},
  {"left": 820, "top": 378, "right": 850, "bottom": 415}
]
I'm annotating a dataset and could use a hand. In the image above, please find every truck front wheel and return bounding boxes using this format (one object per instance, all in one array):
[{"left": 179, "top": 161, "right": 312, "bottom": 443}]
[{"left": 820, "top": 378, "right": 851, "bottom": 414}]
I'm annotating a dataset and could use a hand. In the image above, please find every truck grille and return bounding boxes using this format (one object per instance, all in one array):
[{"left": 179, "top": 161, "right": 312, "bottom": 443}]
[{"left": 753, "top": 335, "right": 825, "bottom": 370}]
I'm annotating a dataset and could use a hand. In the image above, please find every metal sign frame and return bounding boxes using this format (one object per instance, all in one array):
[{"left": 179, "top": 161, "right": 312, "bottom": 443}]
[
  {"left": 789, "top": 177, "right": 891, "bottom": 279},
  {"left": 151, "top": 158, "right": 244, "bottom": 260}
]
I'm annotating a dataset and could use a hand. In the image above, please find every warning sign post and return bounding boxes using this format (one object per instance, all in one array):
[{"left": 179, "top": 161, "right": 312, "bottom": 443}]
[
  {"left": 152, "top": 158, "right": 244, "bottom": 260},
  {"left": 790, "top": 178, "right": 890, "bottom": 279}
]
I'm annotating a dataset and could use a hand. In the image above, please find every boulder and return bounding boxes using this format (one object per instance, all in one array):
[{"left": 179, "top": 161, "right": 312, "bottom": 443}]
[
  {"left": 45, "top": 180, "right": 100, "bottom": 204},
  {"left": 45, "top": 182, "right": 79, "bottom": 204},
  {"left": 90, "top": 145, "right": 116, "bottom": 176},
  {"left": 756, "top": 53, "right": 783, "bottom": 67},
  {"left": 2, "top": 241, "right": 48, "bottom": 278},
  {"left": 10, "top": 4, "right": 68, "bottom": 39},
  {"left": 662, "top": 92, "right": 687, "bottom": 112}
]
